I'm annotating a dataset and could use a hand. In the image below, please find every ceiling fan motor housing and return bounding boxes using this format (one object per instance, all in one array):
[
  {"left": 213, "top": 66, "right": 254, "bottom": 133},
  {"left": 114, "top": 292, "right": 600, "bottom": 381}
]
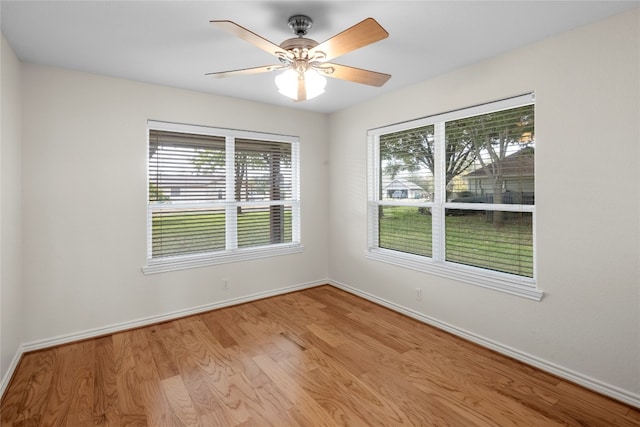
[
  {"left": 278, "top": 37, "right": 320, "bottom": 65},
  {"left": 279, "top": 37, "right": 318, "bottom": 51}
]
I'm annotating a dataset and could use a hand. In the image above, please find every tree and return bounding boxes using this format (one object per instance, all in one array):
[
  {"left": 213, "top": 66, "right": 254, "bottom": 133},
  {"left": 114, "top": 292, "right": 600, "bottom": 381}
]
[
  {"left": 379, "top": 105, "right": 534, "bottom": 226},
  {"left": 192, "top": 148, "right": 225, "bottom": 176},
  {"left": 193, "top": 148, "right": 258, "bottom": 212},
  {"left": 380, "top": 125, "right": 477, "bottom": 192},
  {"left": 148, "top": 182, "right": 168, "bottom": 202},
  {"left": 449, "top": 105, "right": 535, "bottom": 226},
  {"left": 192, "top": 143, "right": 292, "bottom": 243}
]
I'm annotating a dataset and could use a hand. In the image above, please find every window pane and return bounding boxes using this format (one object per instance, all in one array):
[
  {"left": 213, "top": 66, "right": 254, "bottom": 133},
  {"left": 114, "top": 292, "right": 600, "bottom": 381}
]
[
  {"left": 152, "top": 207, "right": 225, "bottom": 258},
  {"left": 235, "top": 139, "right": 292, "bottom": 202},
  {"left": 237, "top": 205, "right": 292, "bottom": 248},
  {"left": 379, "top": 206, "right": 432, "bottom": 257},
  {"left": 379, "top": 125, "right": 435, "bottom": 202},
  {"left": 445, "top": 210, "right": 533, "bottom": 277},
  {"left": 149, "top": 130, "right": 226, "bottom": 203},
  {"left": 446, "top": 105, "right": 534, "bottom": 206}
]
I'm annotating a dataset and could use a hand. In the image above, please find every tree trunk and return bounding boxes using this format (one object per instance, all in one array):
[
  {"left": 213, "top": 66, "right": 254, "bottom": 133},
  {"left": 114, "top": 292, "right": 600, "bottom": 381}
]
[
  {"left": 492, "top": 178, "right": 504, "bottom": 227},
  {"left": 235, "top": 156, "right": 246, "bottom": 214},
  {"left": 269, "top": 153, "right": 284, "bottom": 244}
]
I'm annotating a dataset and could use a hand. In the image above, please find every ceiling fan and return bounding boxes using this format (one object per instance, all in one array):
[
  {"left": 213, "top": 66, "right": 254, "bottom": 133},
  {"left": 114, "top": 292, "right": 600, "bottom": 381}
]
[{"left": 207, "top": 15, "right": 391, "bottom": 102}]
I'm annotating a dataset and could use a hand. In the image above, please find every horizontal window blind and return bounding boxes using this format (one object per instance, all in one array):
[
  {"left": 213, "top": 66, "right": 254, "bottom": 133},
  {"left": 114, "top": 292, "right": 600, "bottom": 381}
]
[
  {"left": 147, "top": 124, "right": 299, "bottom": 264},
  {"left": 446, "top": 105, "right": 535, "bottom": 204},
  {"left": 149, "top": 130, "right": 226, "bottom": 203},
  {"left": 379, "top": 125, "right": 435, "bottom": 202},
  {"left": 441, "top": 104, "right": 534, "bottom": 277},
  {"left": 236, "top": 205, "right": 293, "bottom": 248},
  {"left": 151, "top": 207, "right": 225, "bottom": 257},
  {"left": 445, "top": 210, "right": 533, "bottom": 277},
  {"left": 235, "top": 139, "right": 293, "bottom": 202},
  {"left": 378, "top": 206, "right": 432, "bottom": 257}
]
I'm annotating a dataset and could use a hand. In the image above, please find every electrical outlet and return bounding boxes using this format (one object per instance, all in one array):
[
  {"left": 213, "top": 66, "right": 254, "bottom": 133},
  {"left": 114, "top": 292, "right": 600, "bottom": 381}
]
[
  {"left": 416, "top": 288, "right": 422, "bottom": 301},
  {"left": 222, "top": 279, "right": 229, "bottom": 290}
]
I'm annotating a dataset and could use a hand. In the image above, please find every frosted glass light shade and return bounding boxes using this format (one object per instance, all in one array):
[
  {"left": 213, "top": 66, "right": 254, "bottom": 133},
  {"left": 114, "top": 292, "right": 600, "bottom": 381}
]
[{"left": 275, "top": 69, "right": 327, "bottom": 100}]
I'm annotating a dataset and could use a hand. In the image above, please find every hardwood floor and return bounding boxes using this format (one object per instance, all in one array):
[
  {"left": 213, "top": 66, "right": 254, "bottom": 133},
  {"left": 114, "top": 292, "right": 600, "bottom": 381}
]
[{"left": 2, "top": 285, "right": 639, "bottom": 426}]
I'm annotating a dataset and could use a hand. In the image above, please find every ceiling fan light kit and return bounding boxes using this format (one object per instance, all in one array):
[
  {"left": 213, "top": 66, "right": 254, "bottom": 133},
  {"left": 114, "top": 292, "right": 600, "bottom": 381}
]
[
  {"left": 275, "top": 68, "right": 327, "bottom": 101},
  {"left": 208, "top": 15, "right": 391, "bottom": 102}
]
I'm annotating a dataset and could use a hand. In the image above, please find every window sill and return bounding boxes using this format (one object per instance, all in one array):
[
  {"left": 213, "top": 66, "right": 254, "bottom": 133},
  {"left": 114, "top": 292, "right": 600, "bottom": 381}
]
[
  {"left": 143, "top": 243, "right": 304, "bottom": 274},
  {"left": 365, "top": 248, "right": 543, "bottom": 301}
]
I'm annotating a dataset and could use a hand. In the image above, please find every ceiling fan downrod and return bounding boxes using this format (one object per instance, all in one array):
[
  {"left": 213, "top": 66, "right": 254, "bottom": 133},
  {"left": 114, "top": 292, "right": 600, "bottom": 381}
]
[{"left": 288, "top": 15, "right": 313, "bottom": 37}]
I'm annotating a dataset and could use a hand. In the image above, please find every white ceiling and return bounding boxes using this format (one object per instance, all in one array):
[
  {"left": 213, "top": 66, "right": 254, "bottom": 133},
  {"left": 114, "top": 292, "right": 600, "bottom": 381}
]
[{"left": 2, "top": 1, "right": 638, "bottom": 114}]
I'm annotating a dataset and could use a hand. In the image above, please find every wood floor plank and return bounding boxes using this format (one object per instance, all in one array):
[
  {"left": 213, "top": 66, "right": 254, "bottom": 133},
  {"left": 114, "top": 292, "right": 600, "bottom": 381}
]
[
  {"left": 278, "top": 349, "right": 404, "bottom": 427},
  {"left": 0, "top": 350, "right": 55, "bottom": 425},
  {"left": 111, "top": 332, "right": 147, "bottom": 423},
  {"left": 37, "top": 345, "right": 83, "bottom": 426},
  {"left": 207, "top": 308, "right": 264, "bottom": 358},
  {"left": 250, "top": 382, "right": 293, "bottom": 422},
  {"left": 222, "top": 345, "right": 272, "bottom": 389},
  {"left": 161, "top": 376, "right": 201, "bottom": 427},
  {"left": 251, "top": 354, "right": 336, "bottom": 425},
  {"left": 405, "top": 366, "right": 564, "bottom": 426},
  {"left": 156, "top": 321, "right": 251, "bottom": 425},
  {"left": 359, "top": 368, "right": 468, "bottom": 426},
  {"left": 64, "top": 341, "right": 96, "bottom": 426},
  {"left": 627, "top": 407, "right": 640, "bottom": 423},
  {"left": 183, "top": 376, "right": 238, "bottom": 426},
  {"left": 187, "top": 319, "right": 238, "bottom": 376},
  {"left": 200, "top": 315, "right": 239, "bottom": 349},
  {"left": 128, "top": 328, "right": 160, "bottom": 383},
  {"left": 153, "top": 324, "right": 225, "bottom": 420},
  {"left": 93, "top": 336, "right": 119, "bottom": 419},
  {"left": 143, "top": 327, "right": 180, "bottom": 380},
  {"left": 305, "top": 322, "right": 348, "bottom": 348},
  {"left": 91, "top": 409, "right": 121, "bottom": 427},
  {"left": 138, "top": 378, "right": 180, "bottom": 427},
  {"left": 2, "top": 285, "right": 639, "bottom": 426}
]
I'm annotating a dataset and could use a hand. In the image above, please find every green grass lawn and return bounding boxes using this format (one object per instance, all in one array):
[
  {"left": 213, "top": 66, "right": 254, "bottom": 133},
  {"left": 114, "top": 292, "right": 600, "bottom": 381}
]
[
  {"left": 152, "top": 208, "right": 292, "bottom": 258},
  {"left": 379, "top": 206, "right": 533, "bottom": 277},
  {"left": 152, "top": 205, "right": 533, "bottom": 278}
]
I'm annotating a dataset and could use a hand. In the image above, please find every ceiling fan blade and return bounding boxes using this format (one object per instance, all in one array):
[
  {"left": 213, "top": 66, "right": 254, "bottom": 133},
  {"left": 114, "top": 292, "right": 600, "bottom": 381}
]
[
  {"left": 211, "top": 20, "right": 287, "bottom": 58},
  {"left": 206, "top": 65, "right": 284, "bottom": 78},
  {"left": 322, "top": 63, "right": 391, "bottom": 87},
  {"left": 309, "top": 18, "right": 389, "bottom": 61}
]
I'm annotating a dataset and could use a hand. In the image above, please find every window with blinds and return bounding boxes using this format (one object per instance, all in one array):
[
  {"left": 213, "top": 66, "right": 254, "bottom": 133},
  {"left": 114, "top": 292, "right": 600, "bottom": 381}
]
[
  {"left": 145, "top": 121, "right": 300, "bottom": 273},
  {"left": 367, "top": 94, "right": 540, "bottom": 300}
]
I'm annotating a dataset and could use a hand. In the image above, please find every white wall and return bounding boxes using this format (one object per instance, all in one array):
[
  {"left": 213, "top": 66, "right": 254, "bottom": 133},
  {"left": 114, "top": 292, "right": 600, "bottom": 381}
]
[
  {"left": 20, "top": 65, "right": 329, "bottom": 344},
  {"left": 328, "top": 9, "right": 640, "bottom": 399},
  {"left": 0, "top": 35, "right": 23, "bottom": 385}
]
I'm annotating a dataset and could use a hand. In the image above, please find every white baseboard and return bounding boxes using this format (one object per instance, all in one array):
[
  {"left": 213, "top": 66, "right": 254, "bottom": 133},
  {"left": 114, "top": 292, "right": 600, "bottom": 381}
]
[
  {"left": 0, "top": 346, "right": 24, "bottom": 398},
  {"left": 21, "top": 279, "right": 326, "bottom": 353},
  {"left": 1, "top": 279, "right": 326, "bottom": 398},
  {"left": 328, "top": 279, "right": 640, "bottom": 409}
]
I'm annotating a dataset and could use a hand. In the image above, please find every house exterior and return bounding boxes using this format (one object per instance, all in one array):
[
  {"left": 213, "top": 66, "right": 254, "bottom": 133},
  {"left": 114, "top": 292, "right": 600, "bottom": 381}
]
[
  {"left": 461, "top": 147, "right": 534, "bottom": 204},
  {"left": 383, "top": 179, "right": 425, "bottom": 199}
]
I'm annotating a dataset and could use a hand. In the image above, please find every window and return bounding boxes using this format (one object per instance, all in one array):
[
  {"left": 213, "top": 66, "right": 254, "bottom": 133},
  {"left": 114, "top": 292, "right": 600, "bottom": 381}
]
[
  {"left": 144, "top": 121, "right": 301, "bottom": 273},
  {"left": 367, "top": 94, "right": 541, "bottom": 300}
]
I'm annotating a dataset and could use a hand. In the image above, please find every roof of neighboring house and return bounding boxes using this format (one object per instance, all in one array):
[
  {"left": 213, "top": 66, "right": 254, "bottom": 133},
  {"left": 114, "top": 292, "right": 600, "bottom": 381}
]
[
  {"left": 384, "top": 179, "right": 424, "bottom": 191},
  {"left": 464, "top": 147, "right": 534, "bottom": 178}
]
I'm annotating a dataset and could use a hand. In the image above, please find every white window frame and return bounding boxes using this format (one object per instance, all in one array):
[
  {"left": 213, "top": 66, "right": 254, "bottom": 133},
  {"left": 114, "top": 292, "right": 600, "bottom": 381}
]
[
  {"left": 366, "top": 94, "right": 542, "bottom": 300},
  {"left": 143, "top": 120, "right": 302, "bottom": 274}
]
